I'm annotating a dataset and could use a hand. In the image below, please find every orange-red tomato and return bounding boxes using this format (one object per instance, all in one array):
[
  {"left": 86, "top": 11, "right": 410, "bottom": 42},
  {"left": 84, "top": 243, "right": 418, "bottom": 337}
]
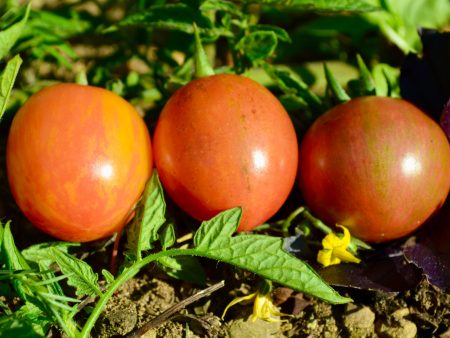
[
  {"left": 298, "top": 97, "right": 450, "bottom": 243},
  {"left": 153, "top": 74, "right": 298, "bottom": 232},
  {"left": 6, "top": 83, "right": 152, "bottom": 242}
]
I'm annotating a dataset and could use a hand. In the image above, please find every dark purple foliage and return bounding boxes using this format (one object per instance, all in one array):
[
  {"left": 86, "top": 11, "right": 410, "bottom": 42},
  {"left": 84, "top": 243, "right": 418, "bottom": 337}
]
[
  {"left": 400, "top": 29, "right": 450, "bottom": 120},
  {"left": 319, "top": 245, "right": 422, "bottom": 293},
  {"left": 440, "top": 99, "right": 450, "bottom": 141},
  {"left": 404, "top": 202, "right": 450, "bottom": 293}
]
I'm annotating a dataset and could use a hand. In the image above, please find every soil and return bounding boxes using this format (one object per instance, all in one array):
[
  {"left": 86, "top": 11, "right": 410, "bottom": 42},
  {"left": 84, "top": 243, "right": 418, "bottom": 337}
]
[{"left": 90, "top": 269, "right": 450, "bottom": 338}]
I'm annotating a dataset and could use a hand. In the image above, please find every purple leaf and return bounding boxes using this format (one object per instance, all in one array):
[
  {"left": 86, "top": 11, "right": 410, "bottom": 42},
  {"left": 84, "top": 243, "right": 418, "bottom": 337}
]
[
  {"left": 403, "top": 202, "right": 450, "bottom": 292},
  {"left": 319, "top": 245, "right": 422, "bottom": 293},
  {"left": 440, "top": 99, "right": 450, "bottom": 141},
  {"left": 400, "top": 29, "right": 450, "bottom": 120}
]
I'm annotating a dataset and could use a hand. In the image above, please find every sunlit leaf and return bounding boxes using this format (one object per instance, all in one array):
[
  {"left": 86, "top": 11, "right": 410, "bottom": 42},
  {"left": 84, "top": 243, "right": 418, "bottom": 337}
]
[
  {"left": 126, "top": 171, "right": 166, "bottom": 261},
  {"left": 0, "top": 4, "right": 29, "bottom": 60},
  {"left": 51, "top": 249, "right": 101, "bottom": 298},
  {"left": 0, "top": 54, "right": 21, "bottom": 120},
  {"left": 193, "top": 209, "right": 350, "bottom": 304}
]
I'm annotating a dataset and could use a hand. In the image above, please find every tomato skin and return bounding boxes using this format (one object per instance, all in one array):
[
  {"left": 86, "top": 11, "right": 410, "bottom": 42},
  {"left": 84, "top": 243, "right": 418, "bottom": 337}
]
[
  {"left": 153, "top": 74, "right": 298, "bottom": 231},
  {"left": 6, "top": 83, "right": 152, "bottom": 242},
  {"left": 299, "top": 96, "right": 450, "bottom": 243}
]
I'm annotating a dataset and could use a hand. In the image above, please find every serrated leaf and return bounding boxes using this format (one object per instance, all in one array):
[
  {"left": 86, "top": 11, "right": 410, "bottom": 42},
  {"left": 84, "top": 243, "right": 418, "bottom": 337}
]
[
  {"left": 51, "top": 249, "right": 101, "bottom": 298},
  {"left": 160, "top": 222, "right": 176, "bottom": 250},
  {"left": 0, "top": 4, "right": 30, "bottom": 60},
  {"left": 193, "top": 209, "right": 350, "bottom": 304},
  {"left": 158, "top": 256, "right": 206, "bottom": 285},
  {"left": 22, "top": 242, "right": 79, "bottom": 268},
  {"left": 194, "top": 208, "right": 241, "bottom": 248},
  {"left": 101, "top": 269, "right": 114, "bottom": 285},
  {"left": 0, "top": 54, "right": 21, "bottom": 120},
  {"left": 126, "top": 171, "right": 166, "bottom": 260},
  {"left": 236, "top": 31, "right": 278, "bottom": 62},
  {"left": 324, "top": 63, "right": 351, "bottom": 103}
]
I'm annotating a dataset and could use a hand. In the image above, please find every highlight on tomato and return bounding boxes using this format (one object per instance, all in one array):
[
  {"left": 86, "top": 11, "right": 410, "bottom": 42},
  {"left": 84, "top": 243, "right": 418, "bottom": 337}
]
[
  {"left": 6, "top": 83, "right": 152, "bottom": 242},
  {"left": 153, "top": 73, "right": 298, "bottom": 232},
  {"left": 298, "top": 96, "right": 450, "bottom": 243}
]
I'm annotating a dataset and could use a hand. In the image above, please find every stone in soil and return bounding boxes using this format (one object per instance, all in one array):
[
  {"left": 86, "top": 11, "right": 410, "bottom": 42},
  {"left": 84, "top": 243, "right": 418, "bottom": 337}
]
[{"left": 342, "top": 303, "right": 376, "bottom": 338}]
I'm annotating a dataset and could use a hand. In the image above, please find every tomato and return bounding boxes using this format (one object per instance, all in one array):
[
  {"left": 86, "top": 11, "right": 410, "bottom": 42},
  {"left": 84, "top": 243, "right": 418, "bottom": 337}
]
[
  {"left": 6, "top": 83, "right": 152, "bottom": 242},
  {"left": 153, "top": 74, "right": 298, "bottom": 232},
  {"left": 298, "top": 96, "right": 450, "bottom": 243}
]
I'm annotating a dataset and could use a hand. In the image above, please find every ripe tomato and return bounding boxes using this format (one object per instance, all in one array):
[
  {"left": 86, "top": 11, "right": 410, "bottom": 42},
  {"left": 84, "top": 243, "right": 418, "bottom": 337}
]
[
  {"left": 153, "top": 74, "right": 298, "bottom": 232},
  {"left": 6, "top": 83, "right": 152, "bottom": 242},
  {"left": 299, "top": 96, "right": 450, "bottom": 243}
]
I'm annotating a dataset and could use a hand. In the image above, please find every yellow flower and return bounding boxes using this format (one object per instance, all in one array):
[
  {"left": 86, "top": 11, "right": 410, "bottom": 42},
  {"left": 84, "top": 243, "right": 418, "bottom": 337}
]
[
  {"left": 222, "top": 281, "right": 289, "bottom": 322},
  {"left": 317, "top": 225, "right": 361, "bottom": 267}
]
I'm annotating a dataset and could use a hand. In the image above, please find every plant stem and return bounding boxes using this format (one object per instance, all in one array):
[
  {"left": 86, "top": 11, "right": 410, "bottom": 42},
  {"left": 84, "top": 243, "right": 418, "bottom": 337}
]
[
  {"left": 281, "top": 206, "right": 305, "bottom": 234},
  {"left": 79, "top": 248, "right": 198, "bottom": 338},
  {"left": 303, "top": 209, "right": 372, "bottom": 251}
]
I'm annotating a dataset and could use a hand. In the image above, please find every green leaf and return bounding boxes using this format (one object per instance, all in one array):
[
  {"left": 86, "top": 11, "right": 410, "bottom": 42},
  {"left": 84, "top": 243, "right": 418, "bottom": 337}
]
[
  {"left": 193, "top": 209, "right": 350, "bottom": 304},
  {"left": 356, "top": 54, "right": 375, "bottom": 95},
  {"left": 126, "top": 171, "right": 166, "bottom": 260},
  {"left": 0, "top": 4, "right": 30, "bottom": 60},
  {"left": 250, "top": 24, "right": 291, "bottom": 43},
  {"left": 236, "top": 31, "right": 278, "bottom": 63},
  {"left": 200, "top": 0, "right": 242, "bottom": 16},
  {"left": 115, "top": 3, "right": 230, "bottom": 37},
  {"left": 0, "top": 302, "right": 50, "bottom": 338},
  {"left": 324, "top": 63, "right": 351, "bottom": 103},
  {"left": 0, "top": 222, "right": 4, "bottom": 259},
  {"left": 50, "top": 249, "right": 101, "bottom": 298},
  {"left": 276, "top": 0, "right": 379, "bottom": 12},
  {"left": 2, "top": 222, "right": 30, "bottom": 271},
  {"left": 265, "top": 65, "right": 322, "bottom": 114},
  {"left": 365, "top": 0, "right": 450, "bottom": 53},
  {"left": 0, "top": 54, "right": 22, "bottom": 120},
  {"left": 158, "top": 256, "right": 206, "bottom": 285},
  {"left": 160, "top": 222, "right": 176, "bottom": 250},
  {"left": 22, "top": 242, "right": 79, "bottom": 268},
  {"left": 372, "top": 63, "right": 400, "bottom": 97},
  {"left": 194, "top": 208, "right": 241, "bottom": 248},
  {"left": 101, "top": 269, "right": 114, "bottom": 285}
]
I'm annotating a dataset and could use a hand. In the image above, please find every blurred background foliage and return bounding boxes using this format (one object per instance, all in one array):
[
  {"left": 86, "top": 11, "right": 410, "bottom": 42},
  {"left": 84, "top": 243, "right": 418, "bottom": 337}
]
[{"left": 0, "top": 0, "right": 449, "bottom": 127}]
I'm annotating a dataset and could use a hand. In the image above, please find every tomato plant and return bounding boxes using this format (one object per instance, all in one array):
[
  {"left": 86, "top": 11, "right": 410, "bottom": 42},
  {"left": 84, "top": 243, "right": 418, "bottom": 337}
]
[
  {"left": 6, "top": 83, "right": 152, "bottom": 242},
  {"left": 298, "top": 96, "right": 450, "bottom": 242},
  {"left": 153, "top": 74, "right": 298, "bottom": 232}
]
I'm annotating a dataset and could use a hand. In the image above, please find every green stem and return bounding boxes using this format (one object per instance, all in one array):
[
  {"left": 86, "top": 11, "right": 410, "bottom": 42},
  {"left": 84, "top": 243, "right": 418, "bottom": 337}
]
[
  {"left": 302, "top": 209, "right": 332, "bottom": 235},
  {"left": 75, "top": 71, "right": 88, "bottom": 86},
  {"left": 79, "top": 248, "right": 198, "bottom": 338},
  {"left": 281, "top": 206, "right": 305, "bottom": 234},
  {"left": 303, "top": 209, "right": 372, "bottom": 251},
  {"left": 193, "top": 23, "right": 214, "bottom": 78},
  {"left": 257, "top": 279, "right": 272, "bottom": 296}
]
